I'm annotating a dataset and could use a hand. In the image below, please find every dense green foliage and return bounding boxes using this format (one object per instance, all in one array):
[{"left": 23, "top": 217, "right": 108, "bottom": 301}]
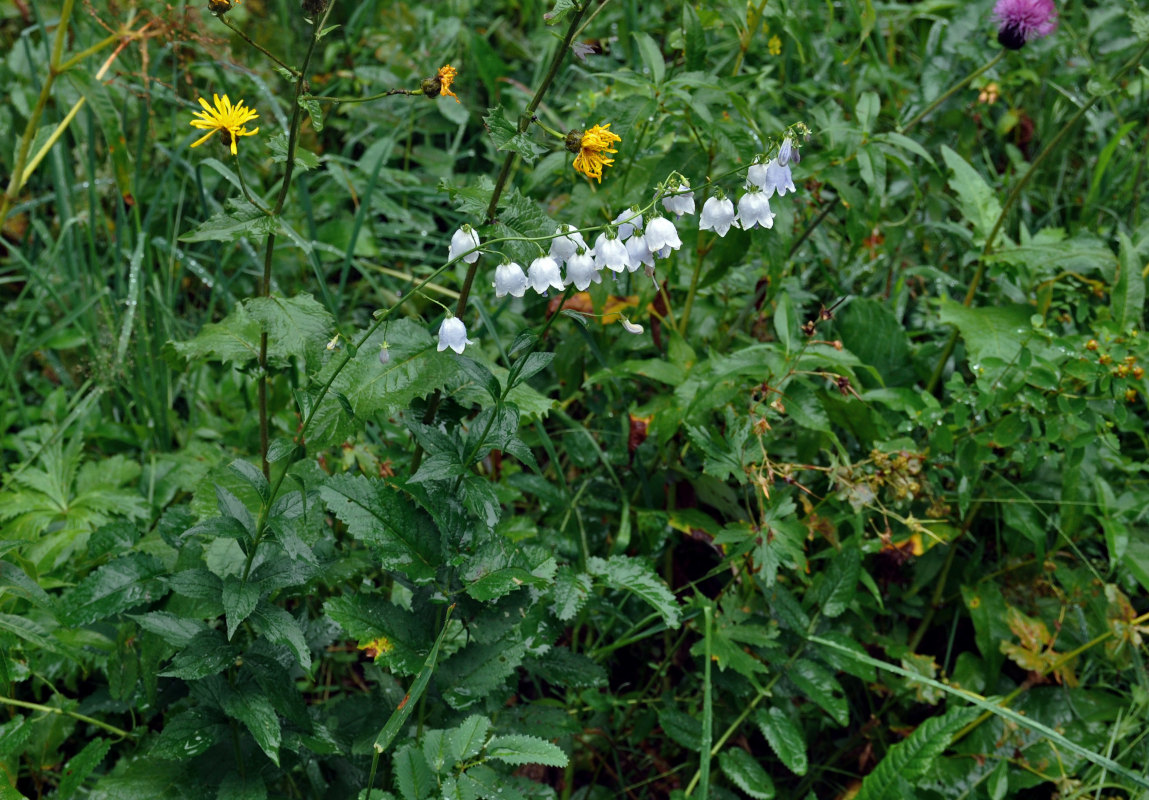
[{"left": 2, "top": 0, "right": 1149, "bottom": 798}]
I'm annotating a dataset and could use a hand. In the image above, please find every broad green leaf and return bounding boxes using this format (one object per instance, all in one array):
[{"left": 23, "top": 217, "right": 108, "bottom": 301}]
[
  {"left": 774, "top": 291, "right": 795, "bottom": 352},
  {"left": 484, "top": 105, "right": 548, "bottom": 163},
  {"left": 57, "top": 736, "right": 111, "bottom": 798},
  {"left": 787, "top": 659, "right": 849, "bottom": 726},
  {"left": 60, "top": 554, "right": 168, "bottom": 626},
  {"left": 987, "top": 228, "right": 1116, "bottom": 279},
  {"left": 838, "top": 299, "right": 914, "bottom": 386},
  {"left": 165, "top": 293, "right": 333, "bottom": 370},
  {"left": 438, "top": 638, "right": 528, "bottom": 709},
  {"left": 941, "top": 146, "right": 1001, "bottom": 242},
  {"left": 222, "top": 575, "right": 261, "bottom": 639},
  {"left": 0, "top": 718, "right": 33, "bottom": 758},
  {"left": 718, "top": 747, "right": 775, "bottom": 799},
  {"left": 487, "top": 734, "right": 569, "bottom": 767},
  {"left": 393, "top": 744, "right": 435, "bottom": 800},
  {"left": 854, "top": 707, "right": 978, "bottom": 800},
  {"left": 128, "top": 612, "right": 206, "bottom": 647},
  {"left": 1113, "top": 232, "right": 1145, "bottom": 331},
  {"left": 159, "top": 629, "right": 239, "bottom": 680},
  {"left": 756, "top": 707, "right": 807, "bottom": 776},
  {"left": 543, "top": 0, "right": 576, "bottom": 24},
  {"left": 319, "top": 474, "right": 442, "bottom": 583},
  {"left": 459, "top": 765, "right": 527, "bottom": 800},
  {"left": 449, "top": 715, "right": 492, "bottom": 763},
  {"left": 658, "top": 705, "right": 702, "bottom": 752},
  {"left": 0, "top": 560, "right": 54, "bottom": 610},
  {"left": 816, "top": 543, "right": 860, "bottom": 618},
  {"left": 223, "top": 683, "right": 282, "bottom": 766},
  {"left": 937, "top": 300, "right": 1032, "bottom": 366},
  {"left": 324, "top": 592, "right": 431, "bottom": 675},
  {"left": 528, "top": 647, "right": 607, "bottom": 689},
  {"left": 549, "top": 567, "right": 592, "bottom": 621},
  {"left": 587, "top": 555, "right": 680, "bottom": 629},
  {"left": 150, "top": 710, "right": 228, "bottom": 760},
  {"left": 249, "top": 600, "right": 312, "bottom": 671},
  {"left": 179, "top": 199, "right": 276, "bottom": 244},
  {"left": 633, "top": 32, "right": 666, "bottom": 84}
]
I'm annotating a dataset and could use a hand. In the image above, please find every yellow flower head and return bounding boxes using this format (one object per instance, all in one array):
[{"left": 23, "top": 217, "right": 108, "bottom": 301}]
[
  {"left": 570, "top": 123, "right": 621, "bottom": 183},
  {"left": 437, "top": 64, "right": 459, "bottom": 103},
  {"left": 768, "top": 35, "right": 782, "bottom": 56},
  {"left": 189, "top": 93, "right": 260, "bottom": 156}
]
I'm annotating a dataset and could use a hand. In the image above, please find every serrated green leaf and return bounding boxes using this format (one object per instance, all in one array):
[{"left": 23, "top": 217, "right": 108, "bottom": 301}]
[
  {"left": 529, "top": 647, "right": 607, "bottom": 689},
  {"left": 267, "top": 130, "right": 320, "bottom": 170},
  {"left": 787, "top": 659, "right": 849, "bottom": 726},
  {"left": 438, "top": 639, "right": 527, "bottom": 710},
  {"left": 487, "top": 734, "right": 568, "bottom": 767},
  {"left": 588, "top": 555, "right": 680, "bottom": 629},
  {"left": 151, "top": 708, "right": 228, "bottom": 760},
  {"left": 449, "top": 715, "right": 492, "bottom": 763},
  {"left": 180, "top": 199, "right": 275, "bottom": 244},
  {"left": 324, "top": 592, "right": 431, "bottom": 675},
  {"left": 223, "top": 683, "right": 281, "bottom": 766},
  {"left": 60, "top": 554, "right": 168, "bottom": 626},
  {"left": 319, "top": 474, "right": 442, "bottom": 583},
  {"left": 855, "top": 707, "right": 979, "bottom": 800},
  {"left": 718, "top": 747, "right": 775, "bottom": 799},
  {"left": 128, "top": 612, "right": 206, "bottom": 647},
  {"left": 159, "top": 629, "right": 238, "bottom": 679},
  {"left": 222, "top": 575, "right": 261, "bottom": 640},
  {"left": 460, "top": 765, "right": 526, "bottom": 800},
  {"left": 543, "top": 0, "right": 576, "bottom": 24},
  {"left": 755, "top": 707, "right": 807, "bottom": 776},
  {"left": 394, "top": 744, "right": 435, "bottom": 800},
  {"left": 817, "top": 543, "right": 860, "bottom": 618},
  {"left": 0, "top": 718, "right": 33, "bottom": 758},
  {"left": 249, "top": 600, "right": 311, "bottom": 670},
  {"left": 937, "top": 300, "right": 1032, "bottom": 367},
  {"left": 658, "top": 705, "right": 702, "bottom": 752},
  {"left": 484, "top": 105, "right": 548, "bottom": 163},
  {"left": 549, "top": 567, "right": 592, "bottom": 621},
  {"left": 57, "top": 736, "right": 111, "bottom": 797},
  {"left": 941, "top": 146, "right": 1001, "bottom": 242}
]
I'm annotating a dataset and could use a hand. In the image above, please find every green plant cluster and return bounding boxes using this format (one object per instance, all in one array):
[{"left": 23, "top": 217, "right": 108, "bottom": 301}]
[{"left": 1, "top": 0, "right": 1148, "bottom": 799}]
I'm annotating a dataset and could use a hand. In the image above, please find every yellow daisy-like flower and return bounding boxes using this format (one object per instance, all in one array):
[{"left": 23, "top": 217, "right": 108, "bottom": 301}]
[
  {"left": 571, "top": 123, "right": 621, "bottom": 183},
  {"left": 189, "top": 93, "right": 260, "bottom": 156},
  {"left": 437, "top": 64, "right": 459, "bottom": 103}
]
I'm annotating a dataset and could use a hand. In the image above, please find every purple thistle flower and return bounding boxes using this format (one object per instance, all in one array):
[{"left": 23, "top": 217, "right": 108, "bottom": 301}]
[{"left": 993, "top": 0, "right": 1058, "bottom": 50}]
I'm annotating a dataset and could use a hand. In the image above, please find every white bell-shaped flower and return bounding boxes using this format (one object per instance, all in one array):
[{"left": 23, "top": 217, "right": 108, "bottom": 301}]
[
  {"left": 448, "top": 224, "right": 481, "bottom": 264},
  {"left": 737, "top": 188, "right": 775, "bottom": 230},
  {"left": 625, "top": 236, "right": 654, "bottom": 273},
  {"left": 437, "top": 316, "right": 474, "bottom": 354},
  {"left": 662, "top": 179, "right": 696, "bottom": 219},
  {"left": 766, "top": 158, "right": 796, "bottom": 196},
  {"left": 549, "top": 224, "right": 588, "bottom": 263},
  {"left": 611, "top": 208, "right": 643, "bottom": 241},
  {"left": 644, "top": 216, "right": 682, "bottom": 254},
  {"left": 527, "top": 256, "right": 564, "bottom": 294},
  {"left": 494, "top": 261, "right": 529, "bottom": 298},
  {"left": 746, "top": 158, "right": 770, "bottom": 192},
  {"left": 594, "top": 233, "right": 630, "bottom": 273},
  {"left": 565, "top": 249, "right": 601, "bottom": 291},
  {"left": 699, "top": 196, "right": 738, "bottom": 237}
]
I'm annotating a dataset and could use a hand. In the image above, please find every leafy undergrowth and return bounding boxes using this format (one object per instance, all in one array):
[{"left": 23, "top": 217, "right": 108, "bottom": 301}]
[{"left": 2, "top": 0, "right": 1148, "bottom": 799}]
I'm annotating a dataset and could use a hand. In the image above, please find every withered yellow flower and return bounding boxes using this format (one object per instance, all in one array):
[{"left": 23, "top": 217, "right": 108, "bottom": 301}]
[{"left": 570, "top": 123, "right": 621, "bottom": 183}]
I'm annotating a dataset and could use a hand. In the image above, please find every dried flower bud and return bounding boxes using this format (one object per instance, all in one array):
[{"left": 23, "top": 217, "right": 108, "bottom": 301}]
[
  {"left": 301, "top": 0, "right": 329, "bottom": 16},
  {"left": 208, "top": 0, "right": 235, "bottom": 15}
]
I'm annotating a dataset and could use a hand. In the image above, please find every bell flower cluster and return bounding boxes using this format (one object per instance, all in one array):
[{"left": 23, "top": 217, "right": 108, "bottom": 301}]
[{"left": 432, "top": 129, "right": 806, "bottom": 355}]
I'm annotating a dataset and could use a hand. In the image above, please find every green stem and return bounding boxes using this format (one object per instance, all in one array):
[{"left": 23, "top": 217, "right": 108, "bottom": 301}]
[
  {"left": 924, "top": 41, "right": 1148, "bottom": 394},
  {"left": 899, "top": 50, "right": 1004, "bottom": 134},
  {"left": 1, "top": 0, "right": 76, "bottom": 225},
  {"left": 0, "top": 695, "right": 135, "bottom": 739},
  {"left": 220, "top": 15, "right": 299, "bottom": 77},
  {"left": 302, "top": 87, "right": 418, "bottom": 104},
  {"left": 731, "top": 0, "right": 769, "bottom": 77},
  {"left": 235, "top": 154, "right": 271, "bottom": 216}
]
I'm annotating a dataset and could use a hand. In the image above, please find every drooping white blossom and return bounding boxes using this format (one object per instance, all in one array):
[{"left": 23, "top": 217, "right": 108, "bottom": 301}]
[
  {"left": 527, "top": 256, "right": 565, "bottom": 294},
  {"left": 644, "top": 216, "right": 682, "bottom": 255},
  {"left": 699, "top": 196, "right": 738, "bottom": 237},
  {"left": 625, "top": 236, "right": 655, "bottom": 272},
  {"left": 550, "top": 224, "right": 588, "bottom": 263},
  {"left": 612, "top": 208, "right": 644, "bottom": 241},
  {"left": 437, "top": 316, "right": 474, "bottom": 354},
  {"left": 448, "top": 224, "right": 481, "bottom": 264},
  {"left": 766, "top": 158, "right": 797, "bottom": 196},
  {"left": 565, "top": 249, "right": 601, "bottom": 291},
  {"left": 594, "top": 233, "right": 631, "bottom": 273},
  {"left": 737, "top": 188, "right": 775, "bottom": 230},
  {"left": 494, "top": 261, "right": 529, "bottom": 298}
]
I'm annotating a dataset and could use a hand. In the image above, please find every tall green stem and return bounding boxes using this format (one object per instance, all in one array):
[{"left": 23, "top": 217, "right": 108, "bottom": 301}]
[
  {"left": 925, "top": 41, "right": 1149, "bottom": 394},
  {"left": 1, "top": 0, "right": 77, "bottom": 225},
  {"left": 253, "top": 2, "right": 334, "bottom": 479},
  {"left": 899, "top": 51, "right": 1004, "bottom": 134}
]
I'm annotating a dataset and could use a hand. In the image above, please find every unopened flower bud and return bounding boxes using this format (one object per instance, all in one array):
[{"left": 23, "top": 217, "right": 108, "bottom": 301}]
[
  {"left": 208, "top": 0, "right": 235, "bottom": 15},
  {"left": 300, "top": 0, "right": 328, "bottom": 17}
]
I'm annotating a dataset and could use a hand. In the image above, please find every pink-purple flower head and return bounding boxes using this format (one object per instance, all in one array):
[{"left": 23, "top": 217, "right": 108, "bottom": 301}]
[{"left": 993, "top": 0, "right": 1057, "bottom": 50}]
